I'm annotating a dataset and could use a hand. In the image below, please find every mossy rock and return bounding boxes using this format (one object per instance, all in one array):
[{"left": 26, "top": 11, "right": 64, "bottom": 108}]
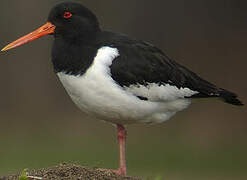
[{"left": 0, "top": 163, "right": 141, "bottom": 180}]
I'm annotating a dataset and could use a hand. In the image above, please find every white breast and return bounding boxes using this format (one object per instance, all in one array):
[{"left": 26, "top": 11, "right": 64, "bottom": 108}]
[{"left": 57, "top": 46, "right": 192, "bottom": 124}]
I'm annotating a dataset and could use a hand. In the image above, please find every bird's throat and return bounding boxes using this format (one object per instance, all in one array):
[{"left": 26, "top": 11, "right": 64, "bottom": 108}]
[{"left": 51, "top": 37, "right": 99, "bottom": 76}]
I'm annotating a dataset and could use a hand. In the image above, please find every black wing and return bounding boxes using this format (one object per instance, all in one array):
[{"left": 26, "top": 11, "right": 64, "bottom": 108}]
[{"left": 97, "top": 31, "right": 243, "bottom": 105}]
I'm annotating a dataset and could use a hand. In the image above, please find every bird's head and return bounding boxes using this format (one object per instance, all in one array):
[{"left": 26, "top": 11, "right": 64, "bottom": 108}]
[
  {"left": 48, "top": 2, "right": 100, "bottom": 40},
  {"left": 1, "top": 2, "right": 100, "bottom": 51}
]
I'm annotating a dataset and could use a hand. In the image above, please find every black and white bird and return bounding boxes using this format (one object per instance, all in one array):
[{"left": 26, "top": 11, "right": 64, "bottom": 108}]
[{"left": 2, "top": 2, "right": 243, "bottom": 176}]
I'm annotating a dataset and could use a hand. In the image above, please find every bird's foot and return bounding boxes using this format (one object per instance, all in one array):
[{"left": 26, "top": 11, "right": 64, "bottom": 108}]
[
  {"left": 100, "top": 168, "right": 126, "bottom": 176},
  {"left": 112, "top": 167, "right": 127, "bottom": 176}
]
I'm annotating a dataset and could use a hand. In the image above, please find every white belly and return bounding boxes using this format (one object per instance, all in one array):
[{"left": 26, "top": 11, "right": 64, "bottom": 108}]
[{"left": 56, "top": 47, "right": 192, "bottom": 124}]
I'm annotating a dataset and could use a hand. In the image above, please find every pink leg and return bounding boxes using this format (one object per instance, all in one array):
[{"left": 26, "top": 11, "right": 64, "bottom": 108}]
[{"left": 114, "top": 124, "right": 127, "bottom": 175}]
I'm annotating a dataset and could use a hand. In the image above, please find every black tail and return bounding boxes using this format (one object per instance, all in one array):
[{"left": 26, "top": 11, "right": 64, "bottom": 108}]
[{"left": 219, "top": 89, "right": 244, "bottom": 106}]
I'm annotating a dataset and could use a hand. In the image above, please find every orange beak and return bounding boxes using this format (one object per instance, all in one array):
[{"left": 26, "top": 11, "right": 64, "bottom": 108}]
[{"left": 1, "top": 22, "right": 55, "bottom": 52}]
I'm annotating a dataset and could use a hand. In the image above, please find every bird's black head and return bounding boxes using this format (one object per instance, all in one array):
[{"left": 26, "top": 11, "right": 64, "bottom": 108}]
[
  {"left": 48, "top": 2, "right": 100, "bottom": 41},
  {"left": 1, "top": 2, "right": 101, "bottom": 51}
]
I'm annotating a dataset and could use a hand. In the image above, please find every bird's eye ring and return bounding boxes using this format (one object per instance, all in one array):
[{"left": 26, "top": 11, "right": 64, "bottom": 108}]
[{"left": 63, "top": 12, "right": 72, "bottom": 19}]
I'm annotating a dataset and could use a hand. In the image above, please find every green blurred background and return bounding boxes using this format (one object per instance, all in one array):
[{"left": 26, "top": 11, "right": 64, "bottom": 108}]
[{"left": 0, "top": 0, "right": 246, "bottom": 179}]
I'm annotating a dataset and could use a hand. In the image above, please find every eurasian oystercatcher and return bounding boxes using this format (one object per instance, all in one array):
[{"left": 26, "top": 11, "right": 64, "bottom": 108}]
[{"left": 2, "top": 2, "right": 243, "bottom": 176}]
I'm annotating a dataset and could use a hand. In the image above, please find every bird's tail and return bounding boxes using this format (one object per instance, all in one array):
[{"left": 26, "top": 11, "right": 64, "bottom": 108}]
[{"left": 219, "top": 88, "right": 244, "bottom": 106}]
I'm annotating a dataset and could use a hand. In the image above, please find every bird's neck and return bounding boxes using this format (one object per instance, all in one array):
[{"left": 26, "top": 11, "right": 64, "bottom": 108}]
[{"left": 51, "top": 33, "right": 101, "bottom": 76}]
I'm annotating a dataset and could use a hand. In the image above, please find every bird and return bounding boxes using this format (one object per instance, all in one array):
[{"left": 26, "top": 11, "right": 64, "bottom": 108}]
[{"left": 1, "top": 1, "right": 243, "bottom": 176}]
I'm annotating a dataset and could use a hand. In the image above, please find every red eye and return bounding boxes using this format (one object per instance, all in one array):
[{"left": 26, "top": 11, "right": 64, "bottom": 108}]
[{"left": 63, "top": 12, "right": 72, "bottom": 19}]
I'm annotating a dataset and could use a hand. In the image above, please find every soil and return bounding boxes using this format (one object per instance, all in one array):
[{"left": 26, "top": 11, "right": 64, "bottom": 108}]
[{"left": 0, "top": 163, "right": 142, "bottom": 180}]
